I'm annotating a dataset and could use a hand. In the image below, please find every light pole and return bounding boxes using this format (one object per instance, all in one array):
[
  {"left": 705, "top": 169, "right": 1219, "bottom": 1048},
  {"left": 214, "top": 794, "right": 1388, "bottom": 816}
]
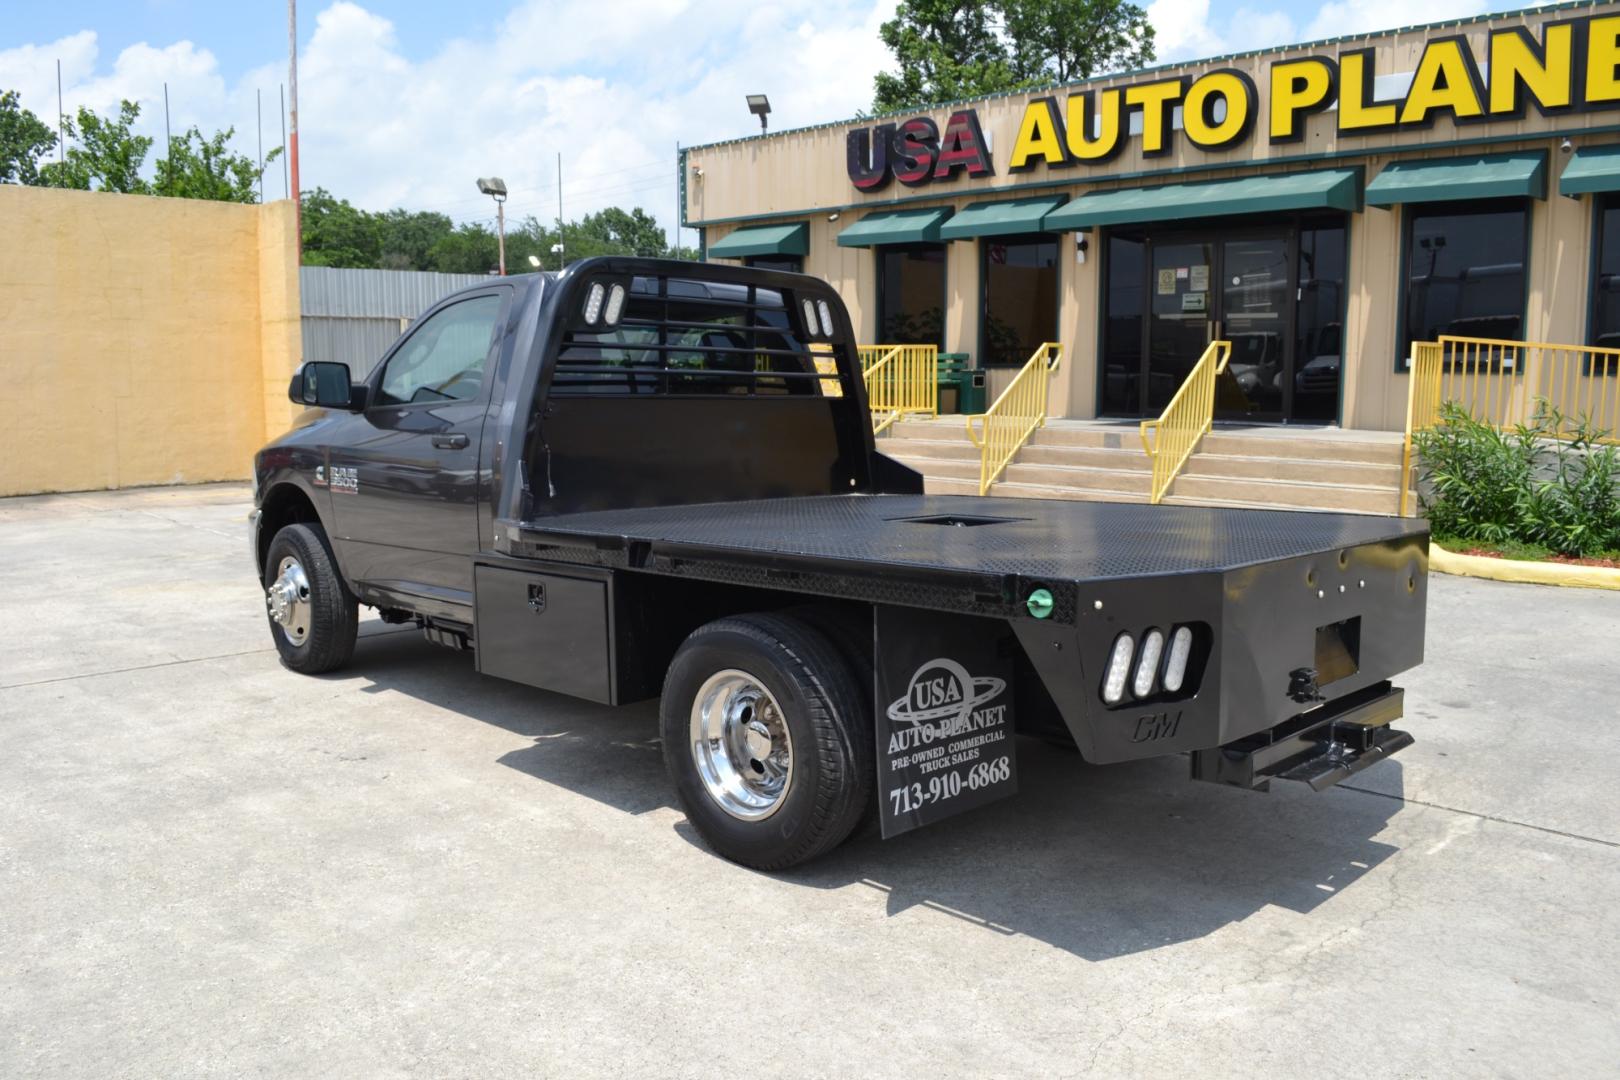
[{"left": 477, "top": 176, "right": 508, "bottom": 275}]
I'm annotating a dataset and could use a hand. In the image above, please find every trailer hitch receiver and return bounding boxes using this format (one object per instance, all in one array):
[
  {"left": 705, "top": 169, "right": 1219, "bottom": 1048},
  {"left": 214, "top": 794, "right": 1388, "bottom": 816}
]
[{"left": 1190, "top": 681, "right": 1411, "bottom": 792}]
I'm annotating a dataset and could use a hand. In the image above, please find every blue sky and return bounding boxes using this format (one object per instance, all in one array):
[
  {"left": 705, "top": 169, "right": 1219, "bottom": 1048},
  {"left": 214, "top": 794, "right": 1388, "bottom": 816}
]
[{"left": 1, "top": 0, "right": 1531, "bottom": 238}]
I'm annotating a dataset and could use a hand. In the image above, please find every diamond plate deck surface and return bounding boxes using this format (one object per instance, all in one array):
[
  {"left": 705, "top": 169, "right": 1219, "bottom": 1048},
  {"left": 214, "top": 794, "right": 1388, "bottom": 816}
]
[{"left": 520, "top": 495, "right": 1427, "bottom": 582}]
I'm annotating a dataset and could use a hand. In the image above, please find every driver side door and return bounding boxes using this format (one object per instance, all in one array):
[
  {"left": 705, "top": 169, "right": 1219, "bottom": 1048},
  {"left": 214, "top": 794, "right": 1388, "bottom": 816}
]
[{"left": 327, "top": 288, "right": 509, "bottom": 614}]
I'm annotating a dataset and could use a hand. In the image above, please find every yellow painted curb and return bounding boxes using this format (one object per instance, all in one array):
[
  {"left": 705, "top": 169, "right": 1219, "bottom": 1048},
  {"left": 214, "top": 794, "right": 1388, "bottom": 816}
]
[{"left": 1430, "top": 543, "right": 1620, "bottom": 590}]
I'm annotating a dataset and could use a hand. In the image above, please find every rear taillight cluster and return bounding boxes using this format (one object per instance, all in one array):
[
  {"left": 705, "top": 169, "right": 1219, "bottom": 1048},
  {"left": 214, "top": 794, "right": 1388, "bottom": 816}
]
[{"left": 1102, "top": 626, "right": 1195, "bottom": 704}]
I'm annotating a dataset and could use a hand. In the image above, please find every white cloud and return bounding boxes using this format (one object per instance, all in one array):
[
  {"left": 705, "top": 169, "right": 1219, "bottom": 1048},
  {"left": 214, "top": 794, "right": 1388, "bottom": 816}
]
[
  {"left": 1302, "top": 0, "right": 1484, "bottom": 41},
  {"left": 1, "top": 0, "right": 899, "bottom": 243},
  {"left": 1147, "top": 0, "right": 1230, "bottom": 62}
]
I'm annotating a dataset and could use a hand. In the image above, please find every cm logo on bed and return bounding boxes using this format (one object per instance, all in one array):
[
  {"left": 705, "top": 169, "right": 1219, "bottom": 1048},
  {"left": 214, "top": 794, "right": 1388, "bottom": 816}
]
[{"left": 885, "top": 658, "right": 1007, "bottom": 752}]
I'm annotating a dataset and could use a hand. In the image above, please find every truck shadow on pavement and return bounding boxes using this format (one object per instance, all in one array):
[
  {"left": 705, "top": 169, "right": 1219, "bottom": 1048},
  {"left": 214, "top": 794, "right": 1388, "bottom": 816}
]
[{"left": 352, "top": 630, "right": 1404, "bottom": 962}]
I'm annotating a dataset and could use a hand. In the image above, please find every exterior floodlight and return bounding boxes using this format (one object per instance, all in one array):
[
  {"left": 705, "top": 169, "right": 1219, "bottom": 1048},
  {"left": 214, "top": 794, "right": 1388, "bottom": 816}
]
[
  {"left": 746, "top": 94, "right": 771, "bottom": 132},
  {"left": 583, "top": 282, "right": 607, "bottom": 324},
  {"left": 604, "top": 283, "right": 627, "bottom": 325},
  {"left": 477, "top": 176, "right": 509, "bottom": 275},
  {"left": 527, "top": 254, "right": 541, "bottom": 268}
]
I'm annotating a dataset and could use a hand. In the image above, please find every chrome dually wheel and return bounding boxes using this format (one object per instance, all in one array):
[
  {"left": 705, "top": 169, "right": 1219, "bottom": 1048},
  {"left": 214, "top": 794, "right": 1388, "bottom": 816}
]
[
  {"left": 266, "top": 555, "right": 312, "bottom": 646},
  {"left": 689, "top": 668, "right": 794, "bottom": 821}
]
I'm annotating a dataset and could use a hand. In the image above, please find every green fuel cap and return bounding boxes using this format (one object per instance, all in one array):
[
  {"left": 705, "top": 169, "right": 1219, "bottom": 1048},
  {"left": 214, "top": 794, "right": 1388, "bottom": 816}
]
[{"left": 1026, "top": 588, "right": 1054, "bottom": 619}]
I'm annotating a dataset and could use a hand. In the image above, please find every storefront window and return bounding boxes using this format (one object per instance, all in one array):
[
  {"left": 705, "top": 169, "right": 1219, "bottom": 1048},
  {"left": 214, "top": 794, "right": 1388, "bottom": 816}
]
[
  {"left": 745, "top": 255, "right": 803, "bottom": 274},
  {"left": 877, "top": 245, "right": 946, "bottom": 347},
  {"left": 981, "top": 235, "right": 1058, "bottom": 366},
  {"left": 1294, "top": 225, "right": 1347, "bottom": 421},
  {"left": 1591, "top": 196, "right": 1620, "bottom": 350},
  {"left": 1102, "top": 235, "right": 1145, "bottom": 414},
  {"left": 1401, "top": 201, "right": 1527, "bottom": 360}
]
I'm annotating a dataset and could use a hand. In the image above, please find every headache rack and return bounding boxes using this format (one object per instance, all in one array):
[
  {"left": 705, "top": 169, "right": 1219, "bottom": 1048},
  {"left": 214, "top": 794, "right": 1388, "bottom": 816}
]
[{"left": 548, "top": 274, "right": 848, "bottom": 398}]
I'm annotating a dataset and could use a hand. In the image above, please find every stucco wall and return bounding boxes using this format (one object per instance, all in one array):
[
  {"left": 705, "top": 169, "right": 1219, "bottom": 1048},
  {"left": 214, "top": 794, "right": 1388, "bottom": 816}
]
[{"left": 0, "top": 186, "right": 300, "bottom": 497}]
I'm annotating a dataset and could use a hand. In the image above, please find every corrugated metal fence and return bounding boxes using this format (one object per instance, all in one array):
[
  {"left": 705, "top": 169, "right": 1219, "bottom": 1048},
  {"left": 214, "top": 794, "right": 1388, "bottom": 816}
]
[{"left": 300, "top": 266, "right": 488, "bottom": 378}]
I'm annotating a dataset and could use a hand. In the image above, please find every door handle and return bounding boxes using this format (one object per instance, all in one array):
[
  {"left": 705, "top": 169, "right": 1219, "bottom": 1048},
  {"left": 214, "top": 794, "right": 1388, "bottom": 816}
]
[{"left": 432, "top": 433, "right": 469, "bottom": 450}]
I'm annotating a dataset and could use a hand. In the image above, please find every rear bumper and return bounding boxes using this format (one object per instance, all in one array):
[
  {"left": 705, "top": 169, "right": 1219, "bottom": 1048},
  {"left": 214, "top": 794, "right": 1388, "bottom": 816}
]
[{"left": 1189, "top": 681, "right": 1412, "bottom": 792}]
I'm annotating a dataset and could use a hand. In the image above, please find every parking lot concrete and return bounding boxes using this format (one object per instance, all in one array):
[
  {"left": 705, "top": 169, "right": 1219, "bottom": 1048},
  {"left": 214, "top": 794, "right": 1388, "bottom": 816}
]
[{"left": 2, "top": 484, "right": 1617, "bottom": 1078}]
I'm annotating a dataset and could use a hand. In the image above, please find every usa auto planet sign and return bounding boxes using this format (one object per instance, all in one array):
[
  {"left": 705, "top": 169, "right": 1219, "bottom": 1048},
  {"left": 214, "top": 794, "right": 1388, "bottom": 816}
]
[{"left": 874, "top": 609, "right": 1017, "bottom": 838}]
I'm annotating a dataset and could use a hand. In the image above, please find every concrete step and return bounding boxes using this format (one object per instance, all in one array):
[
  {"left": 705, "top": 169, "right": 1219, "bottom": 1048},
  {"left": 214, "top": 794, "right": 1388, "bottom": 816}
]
[
  {"left": 1180, "top": 452, "right": 1401, "bottom": 485},
  {"left": 1168, "top": 474, "right": 1401, "bottom": 514},
  {"left": 1199, "top": 431, "right": 1403, "bottom": 465},
  {"left": 1015, "top": 443, "right": 1152, "bottom": 471},
  {"left": 1001, "top": 462, "right": 1152, "bottom": 495},
  {"left": 878, "top": 436, "right": 980, "bottom": 461},
  {"left": 886, "top": 454, "right": 981, "bottom": 481},
  {"left": 989, "top": 481, "right": 1149, "bottom": 505},
  {"left": 887, "top": 418, "right": 971, "bottom": 441},
  {"left": 1025, "top": 426, "right": 1140, "bottom": 450},
  {"left": 921, "top": 475, "right": 981, "bottom": 497}
]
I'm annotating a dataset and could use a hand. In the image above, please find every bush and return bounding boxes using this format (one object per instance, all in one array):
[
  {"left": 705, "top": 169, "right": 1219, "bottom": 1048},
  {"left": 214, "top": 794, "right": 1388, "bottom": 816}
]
[{"left": 1414, "top": 399, "right": 1620, "bottom": 557}]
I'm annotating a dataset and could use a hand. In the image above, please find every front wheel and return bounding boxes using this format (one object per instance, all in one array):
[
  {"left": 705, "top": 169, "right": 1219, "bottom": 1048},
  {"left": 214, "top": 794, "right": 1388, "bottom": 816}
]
[
  {"left": 263, "top": 522, "right": 358, "bottom": 675},
  {"left": 661, "top": 613, "right": 873, "bottom": 870}
]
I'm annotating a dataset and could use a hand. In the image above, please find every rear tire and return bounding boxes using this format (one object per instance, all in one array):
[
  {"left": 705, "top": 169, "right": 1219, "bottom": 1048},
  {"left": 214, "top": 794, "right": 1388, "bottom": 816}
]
[
  {"left": 661, "top": 613, "right": 873, "bottom": 870},
  {"left": 264, "top": 522, "right": 358, "bottom": 675}
]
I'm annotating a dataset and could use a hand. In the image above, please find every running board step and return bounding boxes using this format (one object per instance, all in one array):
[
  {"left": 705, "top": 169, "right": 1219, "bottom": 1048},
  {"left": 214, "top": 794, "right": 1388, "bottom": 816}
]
[{"left": 1189, "top": 682, "right": 1411, "bottom": 792}]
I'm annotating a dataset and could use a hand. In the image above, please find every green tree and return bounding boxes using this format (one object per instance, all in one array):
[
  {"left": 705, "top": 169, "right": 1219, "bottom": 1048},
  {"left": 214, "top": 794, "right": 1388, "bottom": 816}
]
[
  {"left": 872, "top": 1, "right": 1017, "bottom": 115},
  {"left": 154, "top": 125, "right": 281, "bottom": 203},
  {"left": 299, "top": 187, "right": 383, "bottom": 268},
  {"left": 871, "top": 0, "right": 1156, "bottom": 113},
  {"left": 1001, "top": 0, "right": 1155, "bottom": 83},
  {"left": 573, "top": 206, "right": 668, "bottom": 257},
  {"left": 378, "top": 208, "right": 455, "bottom": 270},
  {"left": 0, "top": 89, "right": 57, "bottom": 185},
  {"left": 426, "top": 221, "right": 500, "bottom": 274},
  {"left": 38, "top": 100, "right": 152, "bottom": 193}
]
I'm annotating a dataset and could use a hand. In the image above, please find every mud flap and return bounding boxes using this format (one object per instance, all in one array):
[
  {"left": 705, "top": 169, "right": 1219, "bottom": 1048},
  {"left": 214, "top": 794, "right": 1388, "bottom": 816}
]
[{"left": 874, "top": 607, "right": 1018, "bottom": 839}]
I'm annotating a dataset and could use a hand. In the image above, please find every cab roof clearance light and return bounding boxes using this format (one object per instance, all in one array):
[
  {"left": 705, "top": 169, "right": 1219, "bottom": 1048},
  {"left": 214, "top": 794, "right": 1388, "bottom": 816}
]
[
  {"left": 1102, "top": 633, "right": 1134, "bottom": 704},
  {"left": 582, "top": 282, "right": 607, "bottom": 324}
]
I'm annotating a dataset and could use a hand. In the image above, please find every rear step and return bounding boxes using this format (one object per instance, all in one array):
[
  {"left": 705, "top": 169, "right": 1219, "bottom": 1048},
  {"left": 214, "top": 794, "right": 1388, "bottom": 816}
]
[{"left": 1189, "top": 682, "right": 1411, "bottom": 792}]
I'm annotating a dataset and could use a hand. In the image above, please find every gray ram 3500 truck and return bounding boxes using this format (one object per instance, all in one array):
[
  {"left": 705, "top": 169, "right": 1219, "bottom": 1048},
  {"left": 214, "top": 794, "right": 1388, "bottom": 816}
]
[{"left": 252, "top": 258, "right": 1427, "bottom": 869}]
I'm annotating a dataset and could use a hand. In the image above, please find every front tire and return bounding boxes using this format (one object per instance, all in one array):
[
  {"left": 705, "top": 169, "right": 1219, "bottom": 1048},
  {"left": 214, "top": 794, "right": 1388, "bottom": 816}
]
[
  {"left": 263, "top": 522, "right": 358, "bottom": 675},
  {"left": 661, "top": 613, "right": 873, "bottom": 870}
]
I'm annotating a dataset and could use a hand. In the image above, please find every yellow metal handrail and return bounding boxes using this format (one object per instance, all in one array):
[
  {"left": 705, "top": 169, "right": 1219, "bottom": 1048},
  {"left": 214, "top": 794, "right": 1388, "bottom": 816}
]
[
  {"left": 1399, "top": 334, "right": 1620, "bottom": 515},
  {"left": 1137, "top": 340, "right": 1232, "bottom": 505},
  {"left": 965, "top": 342, "right": 1063, "bottom": 496},
  {"left": 859, "top": 344, "right": 939, "bottom": 435}
]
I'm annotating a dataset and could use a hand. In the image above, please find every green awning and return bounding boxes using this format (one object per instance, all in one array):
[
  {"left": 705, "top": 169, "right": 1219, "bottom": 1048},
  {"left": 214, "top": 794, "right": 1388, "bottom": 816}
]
[
  {"left": 1365, "top": 152, "right": 1547, "bottom": 207},
  {"left": 1559, "top": 145, "right": 1620, "bottom": 197},
  {"left": 1045, "top": 168, "right": 1361, "bottom": 230},
  {"left": 836, "top": 207, "right": 954, "bottom": 247},
  {"left": 707, "top": 222, "right": 809, "bottom": 258},
  {"left": 938, "top": 196, "right": 1067, "bottom": 240}
]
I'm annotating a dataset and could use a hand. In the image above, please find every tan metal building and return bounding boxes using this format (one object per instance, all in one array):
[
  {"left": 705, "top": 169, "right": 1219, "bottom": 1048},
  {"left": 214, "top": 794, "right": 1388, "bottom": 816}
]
[{"left": 683, "top": 1, "right": 1620, "bottom": 432}]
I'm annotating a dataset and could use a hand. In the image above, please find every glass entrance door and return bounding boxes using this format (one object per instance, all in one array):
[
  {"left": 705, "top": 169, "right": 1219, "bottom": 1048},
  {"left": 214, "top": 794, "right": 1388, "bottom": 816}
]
[
  {"left": 1218, "top": 234, "right": 1291, "bottom": 421},
  {"left": 1146, "top": 240, "right": 1215, "bottom": 412}
]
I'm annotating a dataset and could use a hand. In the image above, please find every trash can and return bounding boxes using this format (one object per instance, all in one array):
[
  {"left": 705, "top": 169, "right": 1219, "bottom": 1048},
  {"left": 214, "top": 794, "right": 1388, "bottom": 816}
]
[{"left": 937, "top": 354, "right": 987, "bottom": 414}]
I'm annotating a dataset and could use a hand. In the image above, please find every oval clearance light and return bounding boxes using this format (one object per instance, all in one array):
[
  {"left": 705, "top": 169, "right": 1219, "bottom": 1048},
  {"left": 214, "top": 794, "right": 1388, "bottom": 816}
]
[
  {"left": 817, "top": 299, "right": 835, "bottom": 337},
  {"left": 1102, "top": 633, "right": 1134, "bottom": 704},
  {"left": 582, "top": 282, "right": 606, "bottom": 324},
  {"left": 603, "top": 283, "right": 626, "bottom": 325},
  {"left": 802, "top": 298, "right": 819, "bottom": 336},
  {"left": 1163, "top": 626, "right": 1194, "bottom": 693},
  {"left": 1133, "top": 629, "right": 1164, "bottom": 698}
]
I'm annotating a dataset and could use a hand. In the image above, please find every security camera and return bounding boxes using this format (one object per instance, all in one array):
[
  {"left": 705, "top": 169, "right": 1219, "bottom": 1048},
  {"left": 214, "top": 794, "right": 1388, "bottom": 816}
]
[{"left": 1561, "top": 138, "right": 1575, "bottom": 154}]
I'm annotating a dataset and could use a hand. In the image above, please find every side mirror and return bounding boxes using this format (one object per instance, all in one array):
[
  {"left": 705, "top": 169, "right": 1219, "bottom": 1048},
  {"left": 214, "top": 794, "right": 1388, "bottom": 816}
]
[{"left": 288, "top": 361, "right": 362, "bottom": 409}]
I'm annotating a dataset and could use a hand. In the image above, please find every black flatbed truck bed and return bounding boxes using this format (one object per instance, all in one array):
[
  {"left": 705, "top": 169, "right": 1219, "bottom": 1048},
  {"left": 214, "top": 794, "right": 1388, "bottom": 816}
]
[{"left": 253, "top": 257, "right": 1428, "bottom": 869}]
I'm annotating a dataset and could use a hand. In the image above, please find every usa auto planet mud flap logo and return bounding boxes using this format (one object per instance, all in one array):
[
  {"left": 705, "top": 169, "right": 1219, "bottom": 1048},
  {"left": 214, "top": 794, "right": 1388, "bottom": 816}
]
[{"left": 873, "top": 608, "right": 1019, "bottom": 840}]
